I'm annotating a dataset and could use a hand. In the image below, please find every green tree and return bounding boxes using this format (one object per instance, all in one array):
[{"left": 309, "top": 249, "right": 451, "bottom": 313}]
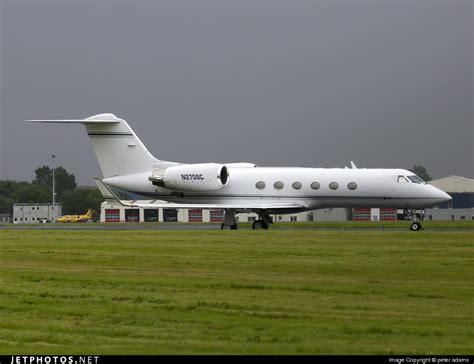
[
  {"left": 0, "top": 180, "right": 29, "bottom": 197},
  {"left": 411, "top": 165, "right": 432, "bottom": 181},
  {"left": 11, "top": 184, "right": 51, "bottom": 204},
  {"left": 33, "top": 166, "right": 77, "bottom": 200},
  {"left": 0, "top": 196, "right": 14, "bottom": 214},
  {"left": 61, "top": 188, "right": 103, "bottom": 215}
]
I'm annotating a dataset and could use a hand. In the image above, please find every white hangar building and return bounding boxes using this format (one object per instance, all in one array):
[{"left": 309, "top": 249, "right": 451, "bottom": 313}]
[
  {"left": 100, "top": 201, "right": 349, "bottom": 224},
  {"left": 425, "top": 175, "right": 473, "bottom": 221}
]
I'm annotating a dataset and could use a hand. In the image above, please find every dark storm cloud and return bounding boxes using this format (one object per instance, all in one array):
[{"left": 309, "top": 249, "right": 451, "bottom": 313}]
[{"left": 0, "top": 0, "right": 472, "bottom": 185}]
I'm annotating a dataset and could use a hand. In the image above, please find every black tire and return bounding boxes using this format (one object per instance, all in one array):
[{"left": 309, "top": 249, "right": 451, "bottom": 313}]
[
  {"left": 410, "top": 222, "right": 422, "bottom": 231},
  {"left": 221, "top": 223, "right": 233, "bottom": 230},
  {"left": 252, "top": 220, "right": 269, "bottom": 230},
  {"left": 252, "top": 220, "right": 263, "bottom": 230}
]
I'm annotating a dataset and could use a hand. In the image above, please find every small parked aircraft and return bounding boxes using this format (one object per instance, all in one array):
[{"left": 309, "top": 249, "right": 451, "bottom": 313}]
[
  {"left": 30, "top": 114, "right": 451, "bottom": 230},
  {"left": 56, "top": 209, "right": 94, "bottom": 223}
]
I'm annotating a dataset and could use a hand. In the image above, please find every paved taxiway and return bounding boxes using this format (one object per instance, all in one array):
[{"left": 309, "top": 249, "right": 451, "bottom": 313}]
[
  {"left": 1, "top": 224, "right": 470, "bottom": 231},
  {"left": 0, "top": 224, "right": 219, "bottom": 230}
]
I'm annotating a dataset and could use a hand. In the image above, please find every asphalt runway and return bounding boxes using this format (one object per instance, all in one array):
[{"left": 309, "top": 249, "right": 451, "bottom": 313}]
[
  {"left": 0, "top": 223, "right": 219, "bottom": 230},
  {"left": 0, "top": 223, "right": 470, "bottom": 231}
]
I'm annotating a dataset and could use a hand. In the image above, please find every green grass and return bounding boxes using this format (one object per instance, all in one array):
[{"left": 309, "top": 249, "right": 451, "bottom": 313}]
[
  {"left": 4, "top": 220, "right": 473, "bottom": 229},
  {"left": 0, "top": 229, "right": 472, "bottom": 354}
]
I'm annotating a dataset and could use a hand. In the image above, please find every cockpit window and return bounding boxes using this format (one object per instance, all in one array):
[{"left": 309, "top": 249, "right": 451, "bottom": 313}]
[
  {"left": 407, "top": 175, "right": 425, "bottom": 184},
  {"left": 398, "top": 176, "right": 409, "bottom": 183}
]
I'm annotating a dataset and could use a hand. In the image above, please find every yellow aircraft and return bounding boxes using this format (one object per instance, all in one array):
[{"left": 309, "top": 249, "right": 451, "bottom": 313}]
[{"left": 56, "top": 209, "right": 94, "bottom": 223}]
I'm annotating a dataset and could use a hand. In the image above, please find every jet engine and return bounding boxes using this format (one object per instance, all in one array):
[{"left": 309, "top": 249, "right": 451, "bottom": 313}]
[{"left": 149, "top": 163, "right": 229, "bottom": 192}]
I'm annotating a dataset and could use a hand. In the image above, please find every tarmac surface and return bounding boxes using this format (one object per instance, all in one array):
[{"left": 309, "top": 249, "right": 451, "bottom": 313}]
[
  {"left": 0, "top": 223, "right": 470, "bottom": 231},
  {"left": 0, "top": 223, "right": 219, "bottom": 230}
]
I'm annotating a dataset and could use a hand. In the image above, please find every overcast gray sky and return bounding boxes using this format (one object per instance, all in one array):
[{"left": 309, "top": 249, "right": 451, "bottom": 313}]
[{"left": 1, "top": 0, "right": 472, "bottom": 185}]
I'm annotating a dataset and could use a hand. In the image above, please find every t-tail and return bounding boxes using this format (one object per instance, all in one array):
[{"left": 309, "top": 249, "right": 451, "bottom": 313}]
[{"left": 29, "top": 113, "right": 170, "bottom": 178}]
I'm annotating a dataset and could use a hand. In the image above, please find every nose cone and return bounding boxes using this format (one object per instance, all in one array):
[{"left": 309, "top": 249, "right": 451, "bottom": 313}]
[{"left": 431, "top": 187, "right": 451, "bottom": 203}]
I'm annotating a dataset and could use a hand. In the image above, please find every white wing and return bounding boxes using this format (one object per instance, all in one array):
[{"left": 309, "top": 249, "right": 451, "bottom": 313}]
[{"left": 94, "top": 178, "right": 306, "bottom": 211}]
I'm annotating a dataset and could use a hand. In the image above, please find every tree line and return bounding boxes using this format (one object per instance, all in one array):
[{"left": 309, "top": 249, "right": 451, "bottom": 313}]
[{"left": 0, "top": 166, "right": 103, "bottom": 215}]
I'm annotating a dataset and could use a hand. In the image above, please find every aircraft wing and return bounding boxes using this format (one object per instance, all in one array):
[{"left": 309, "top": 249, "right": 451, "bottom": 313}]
[{"left": 94, "top": 178, "right": 306, "bottom": 211}]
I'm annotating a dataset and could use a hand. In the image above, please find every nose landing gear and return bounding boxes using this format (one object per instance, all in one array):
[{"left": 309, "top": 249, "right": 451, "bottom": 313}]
[
  {"left": 410, "top": 221, "right": 422, "bottom": 231},
  {"left": 404, "top": 209, "right": 424, "bottom": 231}
]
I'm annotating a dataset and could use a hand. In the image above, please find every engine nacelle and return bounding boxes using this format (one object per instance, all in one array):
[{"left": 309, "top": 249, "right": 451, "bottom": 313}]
[{"left": 149, "top": 163, "right": 229, "bottom": 192}]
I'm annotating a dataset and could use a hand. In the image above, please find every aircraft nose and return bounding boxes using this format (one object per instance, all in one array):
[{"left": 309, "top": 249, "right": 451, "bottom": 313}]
[{"left": 432, "top": 187, "right": 451, "bottom": 203}]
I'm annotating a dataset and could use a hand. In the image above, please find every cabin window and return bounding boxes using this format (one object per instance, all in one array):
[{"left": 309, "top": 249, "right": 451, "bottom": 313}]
[
  {"left": 347, "top": 182, "right": 357, "bottom": 190},
  {"left": 256, "top": 181, "right": 266, "bottom": 190},
  {"left": 329, "top": 182, "right": 339, "bottom": 190},
  {"left": 274, "top": 181, "right": 284, "bottom": 190},
  {"left": 398, "top": 176, "right": 409, "bottom": 183},
  {"left": 310, "top": 182, "right": 320, "bottom": 190},
  {"left": 292, "top": 182, "right": 302, "bottom": 190},
  {"left": 407, "top": 175, "right": 424, "bottom": 184}
]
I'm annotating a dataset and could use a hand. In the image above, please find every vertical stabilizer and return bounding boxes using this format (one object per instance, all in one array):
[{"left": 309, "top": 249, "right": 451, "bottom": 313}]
[{"left": 29, "top": 113, "right": 161, "bottom": 178}]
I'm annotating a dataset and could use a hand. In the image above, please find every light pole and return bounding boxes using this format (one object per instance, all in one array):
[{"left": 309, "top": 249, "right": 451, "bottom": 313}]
[{"left": 51, "top": 154, "right": 56, "bottom": 210}]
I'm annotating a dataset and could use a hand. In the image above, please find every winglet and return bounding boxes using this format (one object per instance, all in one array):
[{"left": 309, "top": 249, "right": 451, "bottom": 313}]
[{"left": 94, "top": 178, "right": 138, "bottom": 207}]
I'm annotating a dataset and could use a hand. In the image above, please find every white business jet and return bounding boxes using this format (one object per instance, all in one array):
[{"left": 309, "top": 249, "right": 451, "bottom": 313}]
[{"left": 30, "top": 113, "right": 451, "bottom": 231}]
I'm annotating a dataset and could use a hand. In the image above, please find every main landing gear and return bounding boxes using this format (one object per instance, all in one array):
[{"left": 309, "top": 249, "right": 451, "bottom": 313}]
[
  {"left": 252, "top": 213, "right": 272, "bottom": 230},
  {"left": 404, "top": 209, "right": 423, "bottom": 231},
  {"left": 221, "top": 209, "right": 238, "bottom": 230},
  {"left": 221, "top": 210, "right": 273, "bottom": 230}
]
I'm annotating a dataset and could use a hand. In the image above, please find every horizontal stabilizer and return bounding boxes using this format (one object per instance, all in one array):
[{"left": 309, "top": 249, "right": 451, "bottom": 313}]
[
  {"left": 28, "top": 113, "right": 121, "bottom": 125},
  {"left": 28, "top": 119, "right": 120, "bottom": 124}
]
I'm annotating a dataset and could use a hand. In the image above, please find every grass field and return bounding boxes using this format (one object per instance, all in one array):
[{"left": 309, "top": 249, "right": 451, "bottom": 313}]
[{"left": 0, "top": 228, "right": 472, "bottom": 354}]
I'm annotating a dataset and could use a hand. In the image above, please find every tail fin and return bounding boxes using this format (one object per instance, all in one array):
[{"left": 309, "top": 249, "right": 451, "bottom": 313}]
[{"left": 29, "top": 113, "right": 160, "bottom": 178}]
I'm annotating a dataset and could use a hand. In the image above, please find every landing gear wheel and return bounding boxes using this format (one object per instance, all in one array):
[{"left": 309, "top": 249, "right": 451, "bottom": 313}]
[
  {"left": 252, "top": 220, "right": 268, "bottom": 230},
  {"left": 410, "top": 222, "right": 422, "bottom": 231},
  {"left": 221, "top": 223, "right": 238, "bottom": 230}
]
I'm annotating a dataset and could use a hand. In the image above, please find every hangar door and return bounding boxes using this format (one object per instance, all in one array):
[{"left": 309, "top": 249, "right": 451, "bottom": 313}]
[
  {"left": 144, "top": 209, "right": 159, "bottom": 222},
  {"left": 163, "top": 209, "right": 178, "bottom": 222},
  {"left": 105, "top": 209, "right": 120, "bottom": 222},
  {"left": 125, "top": 209, "right": 139, "bottom": 222},
  {"left": 210, "top": 210, "right": 224, "bottom": 222},
  {"left": 188, "top": 209, "right": 202, "bottom": 222}
]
